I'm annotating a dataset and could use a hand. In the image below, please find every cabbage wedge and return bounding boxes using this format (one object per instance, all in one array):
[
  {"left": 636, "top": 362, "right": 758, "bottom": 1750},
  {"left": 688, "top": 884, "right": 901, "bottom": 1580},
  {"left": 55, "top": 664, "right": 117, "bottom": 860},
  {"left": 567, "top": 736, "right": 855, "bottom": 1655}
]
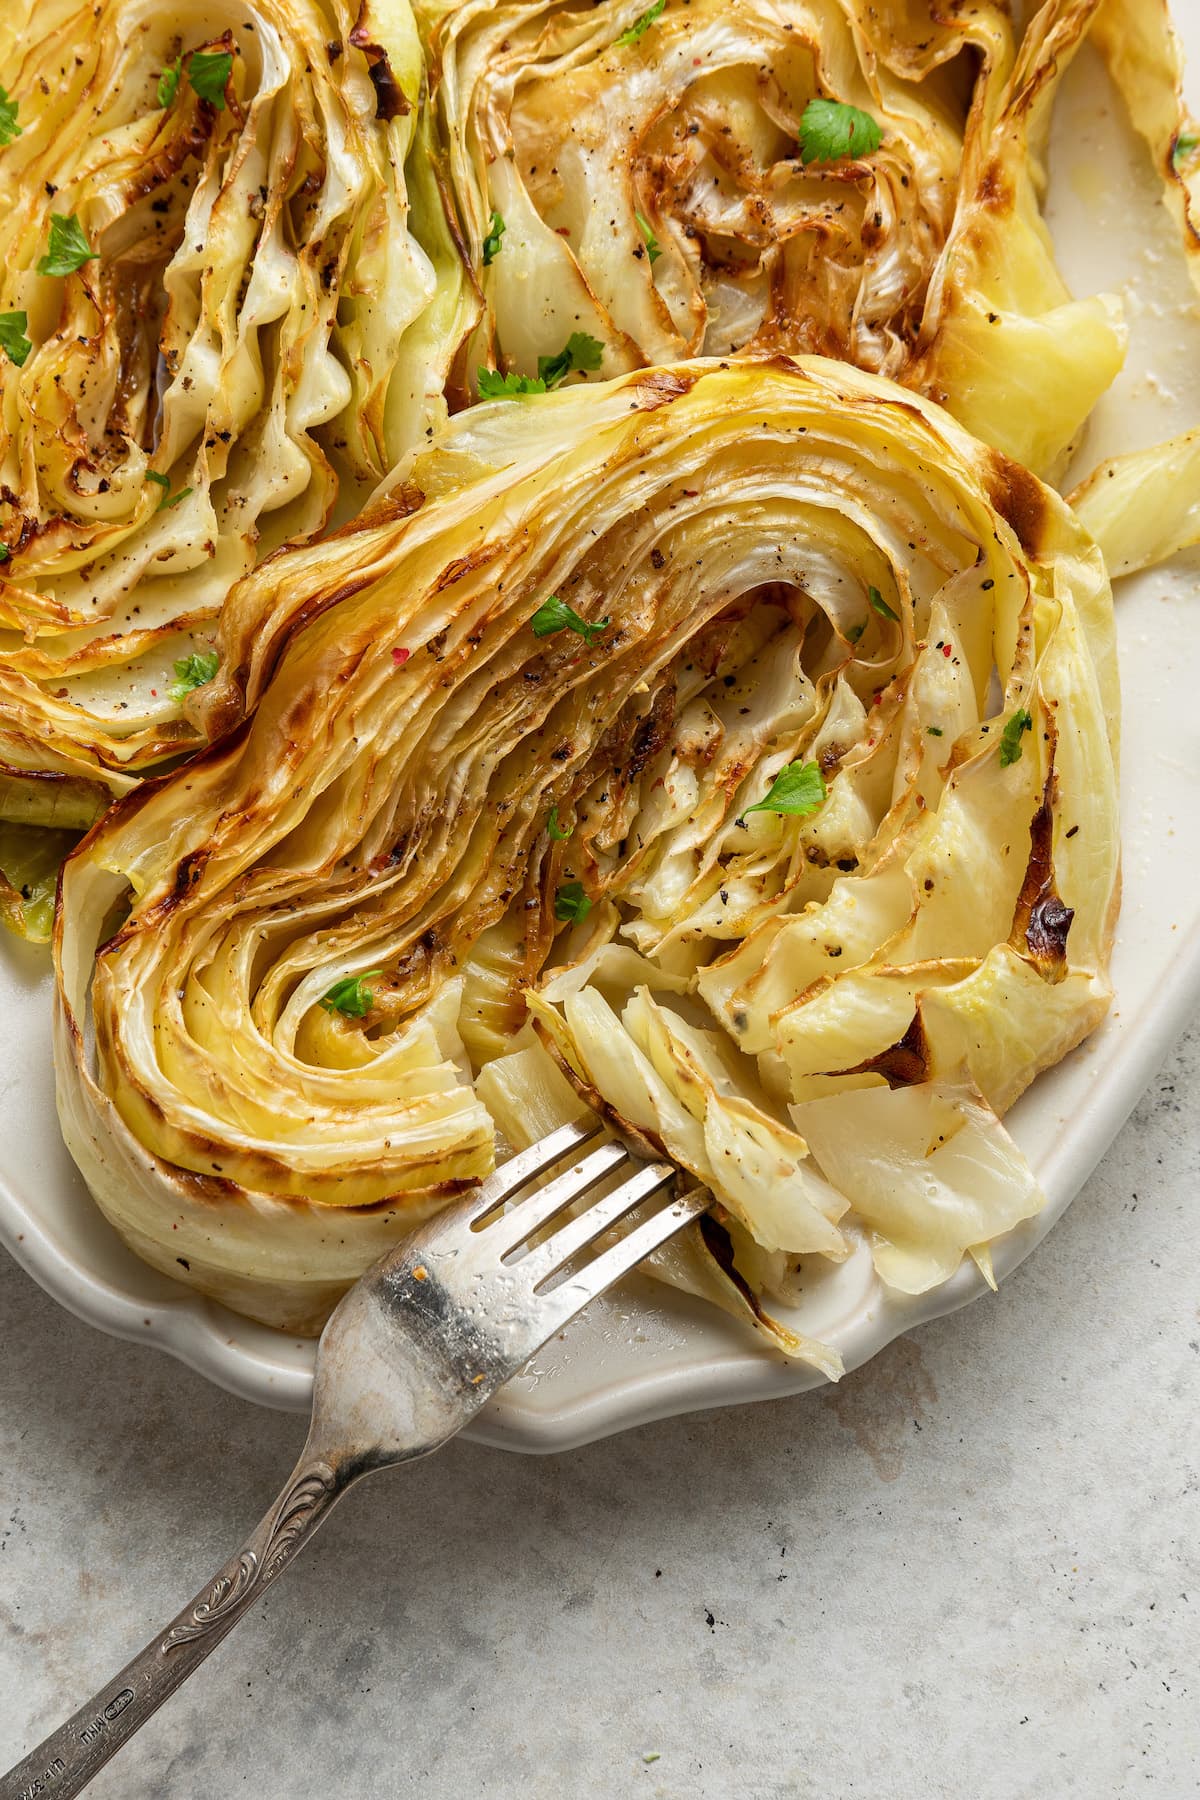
[
  {"left": 56, "top": 357, "right": 1119, "bottom": 1351},
  {"left": 422, "top": 0, "right": 1161, "bottom": 478},
  {"left": 0, "top": 0, "right": 461, "bottom": 823}
]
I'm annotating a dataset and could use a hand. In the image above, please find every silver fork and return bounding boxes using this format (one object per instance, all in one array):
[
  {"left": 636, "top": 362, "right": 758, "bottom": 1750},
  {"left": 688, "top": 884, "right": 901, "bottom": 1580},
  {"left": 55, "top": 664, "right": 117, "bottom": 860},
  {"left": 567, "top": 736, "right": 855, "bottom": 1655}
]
[{"left": 1, "top": 1120, "right": 707, "bottom": 1800}]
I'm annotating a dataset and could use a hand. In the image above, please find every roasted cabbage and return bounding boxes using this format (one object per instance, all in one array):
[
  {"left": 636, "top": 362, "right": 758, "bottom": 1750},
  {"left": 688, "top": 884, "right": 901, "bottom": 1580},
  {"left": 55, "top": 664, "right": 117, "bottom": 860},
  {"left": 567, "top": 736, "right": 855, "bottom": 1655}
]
[
  {"left": 0, "top": 0, "right": 461, "bottom": 837},
  {"left": 423, "top": 0, "right": 1153, "bottom": 478},
  {"left": 56, "top": 357, "right": 1120, "bottom": 1352}
]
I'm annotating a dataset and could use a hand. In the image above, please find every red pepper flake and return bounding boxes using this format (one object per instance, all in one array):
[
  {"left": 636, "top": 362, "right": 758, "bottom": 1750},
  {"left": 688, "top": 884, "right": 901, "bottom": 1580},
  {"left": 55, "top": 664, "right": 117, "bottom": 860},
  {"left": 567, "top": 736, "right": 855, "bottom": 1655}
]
[
  {"left": 941, "top": 642, "right": 952, "bottom": 658},
  {"left": 150, "top": 688, "right": 157, "bottom": 696},
  {"left": 555, "top": 226, "right": 571, "bottom": 237},
  {"left": 872, "top": 690, "right": 882, "bottom": 706},
  {"left": 392, "top": 647, "right": 411, "bottom": 666},
  {"left": 693, "top": 56, "right": 703, "bottom": 65}
]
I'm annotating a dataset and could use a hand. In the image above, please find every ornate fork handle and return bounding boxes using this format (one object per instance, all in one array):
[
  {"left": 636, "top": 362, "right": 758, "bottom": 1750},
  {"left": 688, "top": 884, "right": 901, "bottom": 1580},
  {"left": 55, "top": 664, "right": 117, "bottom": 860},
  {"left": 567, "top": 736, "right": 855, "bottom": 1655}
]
[{"left": 0, "top": 1456, "right": 347, "bottom": 1800}]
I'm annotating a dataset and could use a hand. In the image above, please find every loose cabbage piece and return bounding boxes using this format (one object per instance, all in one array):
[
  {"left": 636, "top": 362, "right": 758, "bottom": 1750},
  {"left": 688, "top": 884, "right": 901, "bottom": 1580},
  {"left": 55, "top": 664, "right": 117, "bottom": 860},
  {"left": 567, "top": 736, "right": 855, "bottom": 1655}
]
[
  {"left": 0, "top": 0, "right": 459, "bottom": 826},
  {"left": 1070, "top": 432, "right": 1200, "bottom": 575},
  {"left": 55, "top": 357, "right": 1118, "bottom": 1341},
  {"left": 420, "top": 0, "right": 1145, "bottom": 476},
  {"left": 789, "top": 1082, "right": 1043, "bottom": 1295}
]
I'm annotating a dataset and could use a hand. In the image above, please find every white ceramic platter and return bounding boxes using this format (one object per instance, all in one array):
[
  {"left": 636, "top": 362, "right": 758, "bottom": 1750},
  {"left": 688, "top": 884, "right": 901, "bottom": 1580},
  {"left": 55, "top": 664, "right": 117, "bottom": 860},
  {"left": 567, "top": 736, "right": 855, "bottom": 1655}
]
[{"left": 4, "top": 18, "right": 1200, "bottom": 1452}]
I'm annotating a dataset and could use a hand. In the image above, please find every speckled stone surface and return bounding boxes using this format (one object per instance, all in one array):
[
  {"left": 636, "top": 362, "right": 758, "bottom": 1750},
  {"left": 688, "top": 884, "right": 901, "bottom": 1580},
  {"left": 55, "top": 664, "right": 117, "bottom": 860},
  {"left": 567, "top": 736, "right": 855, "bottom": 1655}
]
[{"left": 2, "top": 1026, "right": 1198, "bottom": 1797}]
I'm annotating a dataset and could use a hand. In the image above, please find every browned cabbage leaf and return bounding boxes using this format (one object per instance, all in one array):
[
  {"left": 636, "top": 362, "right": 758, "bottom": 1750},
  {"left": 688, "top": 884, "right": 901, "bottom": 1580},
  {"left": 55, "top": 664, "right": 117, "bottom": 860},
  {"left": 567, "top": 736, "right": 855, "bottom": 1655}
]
[{"left": 55, "top": 357, "right": 1119, "bottom": 1352}]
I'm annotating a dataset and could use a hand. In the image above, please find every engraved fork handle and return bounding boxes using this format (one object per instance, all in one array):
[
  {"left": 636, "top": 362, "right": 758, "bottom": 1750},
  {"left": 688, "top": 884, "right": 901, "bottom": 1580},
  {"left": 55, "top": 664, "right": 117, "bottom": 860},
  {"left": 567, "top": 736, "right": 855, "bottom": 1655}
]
[{"left": 0, "top": 1454, "right": 349, "bottom": 1800}]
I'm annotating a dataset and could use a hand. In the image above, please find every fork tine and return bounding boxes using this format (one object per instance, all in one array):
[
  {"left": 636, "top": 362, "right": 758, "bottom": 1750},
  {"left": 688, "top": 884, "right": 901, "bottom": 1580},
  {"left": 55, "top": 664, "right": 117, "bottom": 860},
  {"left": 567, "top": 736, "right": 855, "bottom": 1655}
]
[
  {"left": 461, "top": 1118, "right": 599, "bottom": 1222},
  {"left": 534, "top": 1186, "right": 711, "bottom": 1324},
  {"left": 517, "top": 1159, "right": 679, "bottom": 1286},
  {"left": 483, "top": 1138, "right": 632, "bottom": 1255}
]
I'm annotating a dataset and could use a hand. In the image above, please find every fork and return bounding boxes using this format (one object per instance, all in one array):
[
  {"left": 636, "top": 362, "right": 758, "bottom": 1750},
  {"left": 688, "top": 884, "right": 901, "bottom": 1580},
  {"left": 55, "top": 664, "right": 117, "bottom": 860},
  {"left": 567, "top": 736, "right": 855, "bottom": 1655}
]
[{"left": 0, "top": 1120, "right": 707, "bottom": 1800}]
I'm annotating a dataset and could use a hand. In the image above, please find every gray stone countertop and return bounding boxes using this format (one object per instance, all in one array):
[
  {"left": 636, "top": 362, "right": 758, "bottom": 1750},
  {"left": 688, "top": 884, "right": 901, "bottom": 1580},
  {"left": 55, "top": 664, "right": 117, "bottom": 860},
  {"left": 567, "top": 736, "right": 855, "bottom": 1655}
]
[{"left": 1, "top": 1025, "right": 1198, "bottom": 1799}]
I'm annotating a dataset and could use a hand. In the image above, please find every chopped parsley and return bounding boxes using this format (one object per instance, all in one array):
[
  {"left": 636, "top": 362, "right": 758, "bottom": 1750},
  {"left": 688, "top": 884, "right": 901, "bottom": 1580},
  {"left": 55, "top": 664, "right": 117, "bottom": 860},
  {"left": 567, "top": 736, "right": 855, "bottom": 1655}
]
[
  {"left": 868, "top": 584, "right": 900, "bottom": 623},
  {"left": 1174, "top": 131, "right": 1200, "bottom": 170},
  {"left": 635, "top": 210, "right": 661, "bottom": 264},
  {"left": 0, "top": 311, "right": 31, "bottom": 368},
  {"left": 189, "top": 50, "right": 234, "bottom": 110},
  {"left": 530, "top": 595, "right": 609, "bottom": 646},
  {"left": 0, "top": 545, "right": 10, "bottom": 563},
  {"left": 482, "top": 210, "right": 506, "bottom": 266},
  {"left": 478, "top": 368, "right": 547, "bottom": 399},
  {"left": 479, "top": 333, "right": 603, "bottom": 400},
  {"left": 740, "top": 759, "right": 827, "bottom": 822},
  {"left": 37, "top": 214, "right": 99, "bottom": 279},
  {"left": 616, "top": 0, "right": 666, "bottom": 48},
  {"left": 554, "top": 881, "right": 591, "bottom": 924},
  {"left": 926, "top": 725, "right": 944, "bottom": 737},
  {"left": 319, "top": 971, "right": 382, "bottom": 1018},
  {"left": 798, "top": 97, "right": 881, "bottom": 165},
  {"left": 158, "top": 57, "right": 182, "bottom": 108},
  {"left": 0, "top": 84, "right": 21, "bottom": 147},
  {"left": 147, "top": 471, "right": 192, "bottom": 511},
  {"left": 998, "top": 706, "right": 1033, "bottom": 768},
  {"left": 537, "top": 331, "right": 603, "bottom": 389},
  {"left": 168, "top": 649, "right": 219, "bottom": 703},
  {"left": 546, "top": 806, "right": 573, "bottom": 841}
]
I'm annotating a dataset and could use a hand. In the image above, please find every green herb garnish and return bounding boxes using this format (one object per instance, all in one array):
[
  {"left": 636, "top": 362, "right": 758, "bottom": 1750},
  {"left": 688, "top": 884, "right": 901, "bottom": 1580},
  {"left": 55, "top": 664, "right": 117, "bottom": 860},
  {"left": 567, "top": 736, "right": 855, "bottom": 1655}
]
[
  {"left": 482, "top": 209, "right": 505, "bottom": 266},
  {"left": 0, "top": 545, "right": 10, "bottom": 563},
  {"left": 0, "top": 311, "right": 31, "bottom": 368},
  {"left": 147, "top": 471, "right": 192, "bottom": 511},
  {"left": 168, "top": 649, "right": 219, "bottom": 703},
  {"left": 0, "top": 84, "right": 21, "bottom": 147},
  {"left": 926, "top": 725, "right": 944, "bottom": 737},
  {"left": 37, "top": 214, "right": 99, "bottom": 279},
  {"left": 530, "top": 595, "right": 609, "bottom": 646},
  {"left": 868, "top": 585, "right": 899, "bottom": 623},
  {"left": 798, "top": 97, "right": 881, "bottom": 165},
  {"left": 537, "top": 331, "right": 603, "bottom": 389},
  {"left": 998, "top": 707, "right": 1033, "bottom": 768},
  {"left": 158, "top": 57, "right": 182, "bottom": 108},
  {"left": 477, "top": 368, "right": 548, "bottom": 399},
  {"left": 547, "top": 806, "right": 573, "bottom": 841},
  {"left": 1174, "top": 131, "right": 1200, "bottom": 170},
  {"left": 188, "top": 50, "right": 234, "bottom": 110},
  {"left": 319, "top": 970, "right": 382, "bottom": 1018},
  {"left": 616, "top": 0, "right": 665, "bottom": 48},
  {"left": 740, "top": 759, "right": 827, "bottom": 822},
  {"left": 554, "top": 881, "right": 591, "bottom": 924},
  {"left": 635, "top": 210, "right": 661, "bottom": 264}
]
